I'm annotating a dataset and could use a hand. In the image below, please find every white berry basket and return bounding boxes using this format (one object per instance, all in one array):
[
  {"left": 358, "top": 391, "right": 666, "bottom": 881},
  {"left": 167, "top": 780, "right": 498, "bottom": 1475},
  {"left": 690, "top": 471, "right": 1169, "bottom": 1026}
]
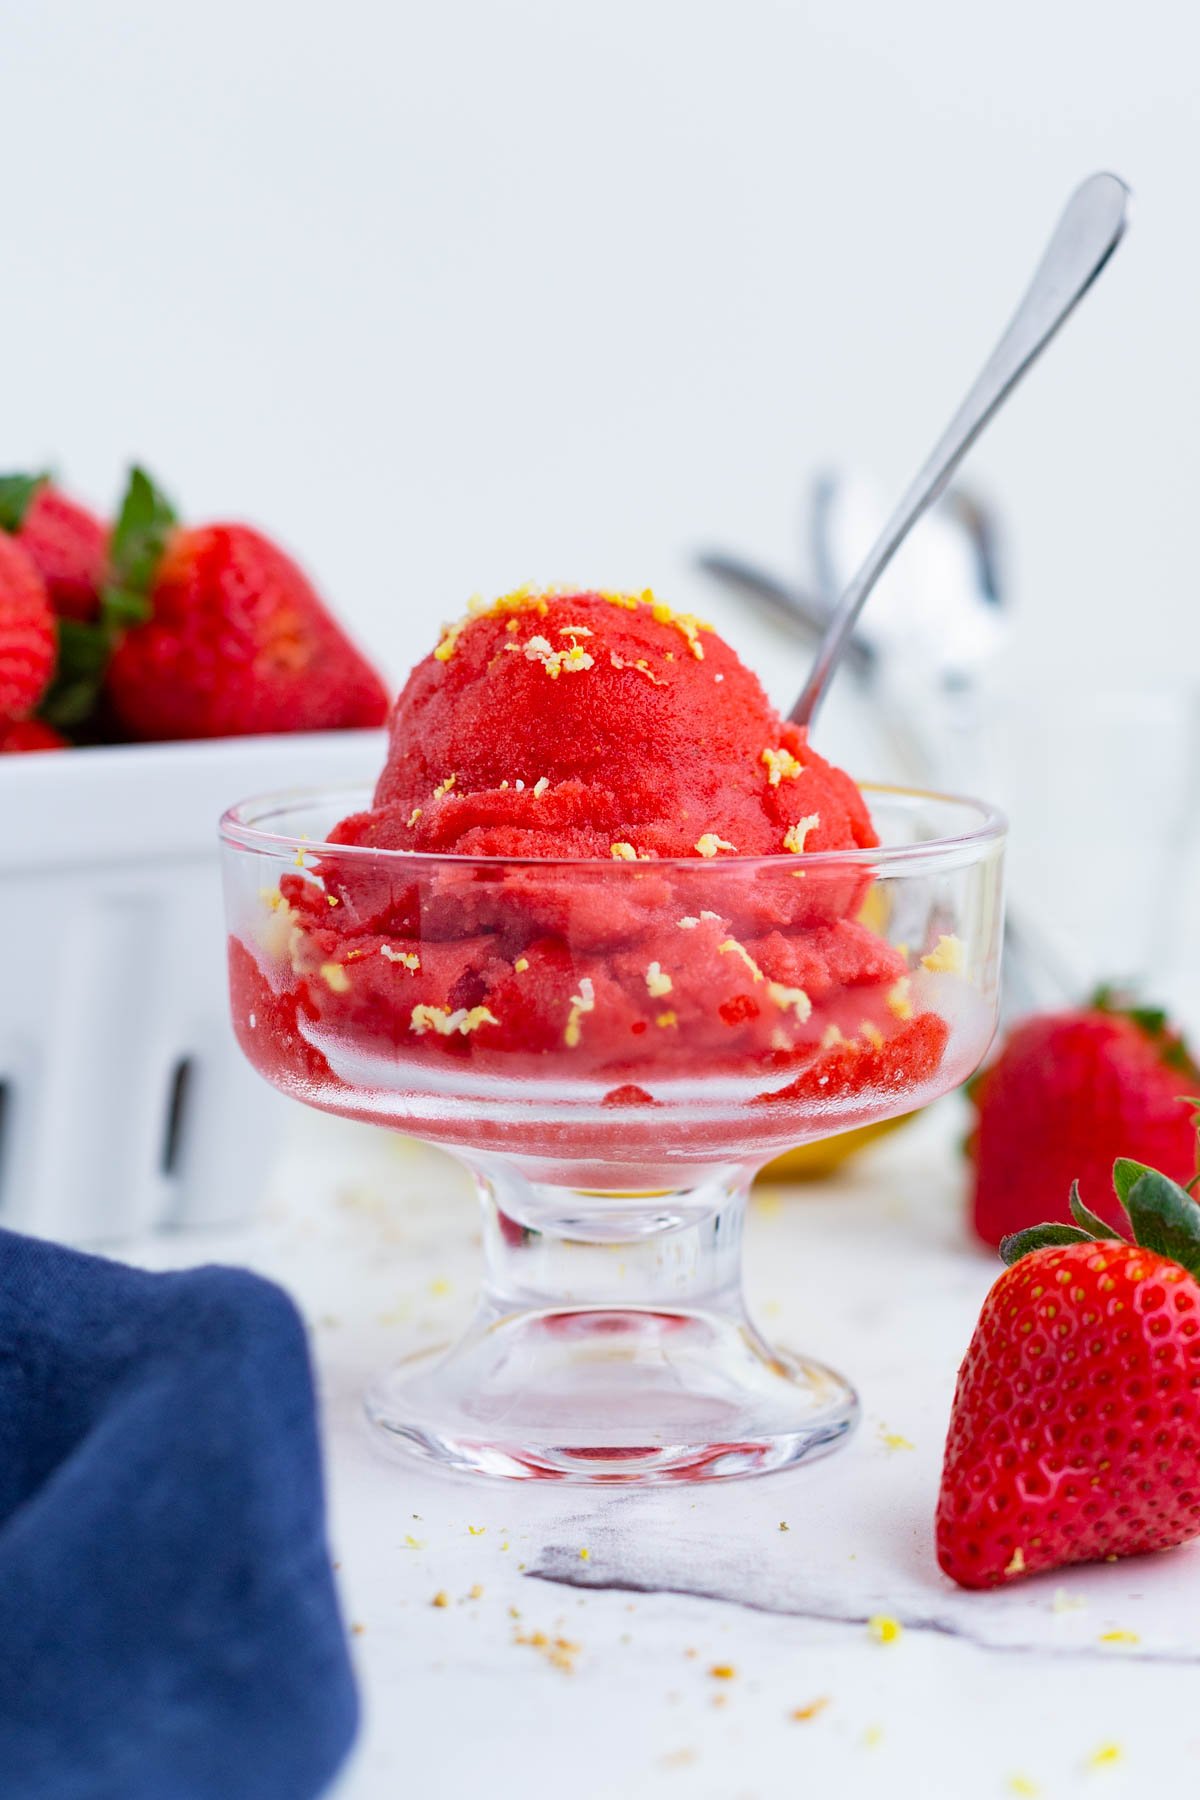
[{"left": 0, "top": 730, "right": 385, "bottom": 1243}]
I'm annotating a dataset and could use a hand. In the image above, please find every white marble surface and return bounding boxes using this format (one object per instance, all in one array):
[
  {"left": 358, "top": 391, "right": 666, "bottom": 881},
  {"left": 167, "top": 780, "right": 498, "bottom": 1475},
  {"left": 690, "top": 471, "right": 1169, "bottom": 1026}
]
[{"left": 131, "top": 1104, "right": 1200, "bottom": 1800}]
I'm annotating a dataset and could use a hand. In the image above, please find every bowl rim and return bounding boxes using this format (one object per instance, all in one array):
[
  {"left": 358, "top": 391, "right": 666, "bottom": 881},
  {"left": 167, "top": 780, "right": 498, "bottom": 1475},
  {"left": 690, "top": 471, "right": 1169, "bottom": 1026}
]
[{"left": 219, "top": 780, "right": 1007, "bottom": 873}]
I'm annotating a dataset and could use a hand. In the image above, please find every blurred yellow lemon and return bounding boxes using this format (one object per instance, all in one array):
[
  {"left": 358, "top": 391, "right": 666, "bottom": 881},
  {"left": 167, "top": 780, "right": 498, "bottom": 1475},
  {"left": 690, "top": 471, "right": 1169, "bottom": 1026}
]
[{"left": 759, "top": 1111, "right": 913, "bottom": 1182}]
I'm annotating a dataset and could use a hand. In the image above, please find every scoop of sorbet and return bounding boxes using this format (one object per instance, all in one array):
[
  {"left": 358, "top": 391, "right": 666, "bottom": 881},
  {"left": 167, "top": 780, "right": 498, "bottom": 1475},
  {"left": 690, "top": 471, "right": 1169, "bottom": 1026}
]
[
  {"left": 235, "top": 588, "right": 947, "bottom": 1110},
  {"left": 331, "top": 588, "right": 877, "bottom": 861}
]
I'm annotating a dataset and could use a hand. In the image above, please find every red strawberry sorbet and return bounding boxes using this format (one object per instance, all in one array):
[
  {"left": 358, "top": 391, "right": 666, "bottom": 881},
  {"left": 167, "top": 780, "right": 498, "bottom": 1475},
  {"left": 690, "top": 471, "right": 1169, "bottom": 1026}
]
[{"left": 229, "top": 589, "right": 953, "bottom": 1157}]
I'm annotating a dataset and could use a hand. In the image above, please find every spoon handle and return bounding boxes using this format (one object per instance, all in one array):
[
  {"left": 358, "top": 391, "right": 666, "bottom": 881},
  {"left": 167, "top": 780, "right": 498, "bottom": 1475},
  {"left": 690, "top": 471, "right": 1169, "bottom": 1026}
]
[{"left": 789, "top": 171, "right": 1130, "bottom": 728}]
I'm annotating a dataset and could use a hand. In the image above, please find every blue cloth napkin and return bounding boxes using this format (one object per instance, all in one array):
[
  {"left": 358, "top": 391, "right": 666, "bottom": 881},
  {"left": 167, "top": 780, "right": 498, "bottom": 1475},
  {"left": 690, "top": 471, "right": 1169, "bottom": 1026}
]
[{"left": 0, "top": 1228, "right": 358, "bottom": 1799}]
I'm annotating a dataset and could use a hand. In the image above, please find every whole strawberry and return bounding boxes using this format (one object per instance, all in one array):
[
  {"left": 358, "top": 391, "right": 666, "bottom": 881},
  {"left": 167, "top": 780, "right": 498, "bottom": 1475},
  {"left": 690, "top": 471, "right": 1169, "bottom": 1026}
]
[
  {"left": 938, "top": 1161, "right": 1200, "bottom": 1589},
  {"left": 0, "top": 719, "right": 67, "bottom": 753},
  {"left": 0, "top": 473, "right": 108, "bottom": 621},
  {"left": 0, "top": 534, "right": 55, "bottom": 723},
  {"left": 970, "top": 996, "right": 1200, "bottom": 1244},
  {"left": 98, "top": 468, "right": 389, "bottom": 740}
]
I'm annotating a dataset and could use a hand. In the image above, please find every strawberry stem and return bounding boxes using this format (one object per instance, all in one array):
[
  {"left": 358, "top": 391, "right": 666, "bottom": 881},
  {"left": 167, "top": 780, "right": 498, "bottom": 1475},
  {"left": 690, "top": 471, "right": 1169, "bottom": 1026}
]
[{"left": 0, "top": 472, "right": 49, "bottom": 533}]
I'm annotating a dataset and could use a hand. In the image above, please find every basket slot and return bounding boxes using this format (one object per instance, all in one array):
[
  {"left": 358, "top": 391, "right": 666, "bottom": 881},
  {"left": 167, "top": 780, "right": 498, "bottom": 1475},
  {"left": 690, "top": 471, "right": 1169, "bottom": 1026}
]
[{"left": 160, "top": 1057, "right": 194, "bottom": 1176}]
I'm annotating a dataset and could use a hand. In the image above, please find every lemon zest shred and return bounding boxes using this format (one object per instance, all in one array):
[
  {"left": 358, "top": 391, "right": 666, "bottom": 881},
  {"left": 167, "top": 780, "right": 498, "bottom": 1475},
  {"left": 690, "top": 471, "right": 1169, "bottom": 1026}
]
[
  {"left": 783, "top": 815, "right": 821, "bottom": 854},
  {"left": 921, "top": 933, "right": 965, "bottom": 974},
  {"left": 564, "top": 978, "right": 595, "bottom": 1048},
  {"left": 410, "top": 1004, "right": 498, "bottom": 1037},
  {"left": 761, "top": 746, "right": 803, "bottom": 786},
  {"left": 718, "top": 938, "right": 763, "bottom": 982}
]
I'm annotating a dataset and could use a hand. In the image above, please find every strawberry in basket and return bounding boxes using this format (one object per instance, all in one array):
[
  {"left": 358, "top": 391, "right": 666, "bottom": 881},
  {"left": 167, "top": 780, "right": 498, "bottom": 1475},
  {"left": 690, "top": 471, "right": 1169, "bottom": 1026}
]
[
  {"left": 35, "top": 467, "right": 389, "bottom": 741},
  {"left": 0, "top": 532, "right": 56, "bottom": 732},
  {"left": 0, "top": 473, "right": 109, "bottom": 622}
]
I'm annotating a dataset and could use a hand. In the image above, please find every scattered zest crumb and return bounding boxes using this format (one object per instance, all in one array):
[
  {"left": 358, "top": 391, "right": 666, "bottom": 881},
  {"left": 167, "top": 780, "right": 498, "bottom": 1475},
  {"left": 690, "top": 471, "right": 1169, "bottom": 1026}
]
[
  {"left": 695, "top": 834, "right": 737, "bottom": 858},
  {"left": 610, "top": 842, "right": 638, "bottom": 860},
  {"left": 407, "top": 807, "right": 422, "bottom": 827},
  {"left": 920, "top": 933, "right": 964, "bottom": 974},
  {"left": 513, "top": 1628, "right": 580, "bottom": 1673},
  {"left": 403, "top": 1534, "right": 424, "bottom": 1549},
  {"left": 790, "top": 1697, "right": 829, "bottom": 1723},
  {"left": 656, "top": 1010, "right": 678, "bottom": 1029},
  {"left": 878, "top": 1426, "right": 915, "bottom": 1453},
  {"left": 1008, "top": 1777, "right": 1040, "bottom": 1797},
  {"left": 778, "top": 1521, "right": 789, "bottom": 1533},
  {"left": 532, "top": 776, "right": 549, "bottom": 797},
  {"left": 432, "top": 772, "right": 457, "bottom": 799},
  {"left": 514, "top": 957, "right": 529, "bottom": 973},
  {"left": 467, "top": 1525, "right": 486, "bottom": 1536},
  {"left": 1098, "top": 1629, "right": 1140, "bottom": 1646},
  {"left": 428, "top": 1278, "right": 452, "bottom": 1298},
  {"left": 708, "top": 1663, "right": 736, "bottom": 1680},
  {"left": 862, "top": 1725, "right": 884, "bottom": 1748},
  {"left": 431, "top": 1591, "right": 449, "bottom": 1608},
  {"left": 579, "top": 1548, "right": 589, "bottom": 1561},
  {"left": 468, "top": 1584, "right": 484, "bottom": 1600},
  {"left": 867, "top": 1615, "right": 902, "bottom": 1645},
  {"left": 1085, "top": 1742, "right": 1123, "bottom": 1771},
  {"left": 320, "top": 961, "right": 350, "bottom": 993}
]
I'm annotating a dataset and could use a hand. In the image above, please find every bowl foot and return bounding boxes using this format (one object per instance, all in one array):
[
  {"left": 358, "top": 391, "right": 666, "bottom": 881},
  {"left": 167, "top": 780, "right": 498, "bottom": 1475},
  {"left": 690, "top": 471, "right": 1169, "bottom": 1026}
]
[{"left": 365, "top": 1303, "right": 858, "bottom": 1483}]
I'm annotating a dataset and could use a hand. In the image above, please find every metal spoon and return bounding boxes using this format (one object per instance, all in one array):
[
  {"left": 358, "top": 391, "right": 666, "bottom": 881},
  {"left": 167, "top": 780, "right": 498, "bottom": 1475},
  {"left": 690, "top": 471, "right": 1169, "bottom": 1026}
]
[{"left": 790, "top": 170, "right": 1130, "bottom": 728}]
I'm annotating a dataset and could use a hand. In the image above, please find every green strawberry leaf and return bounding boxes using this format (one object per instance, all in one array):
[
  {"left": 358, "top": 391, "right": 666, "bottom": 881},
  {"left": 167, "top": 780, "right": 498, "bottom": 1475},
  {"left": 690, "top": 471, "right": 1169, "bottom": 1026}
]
[
  {"left": 108, "top": 466, "right": 176, "bottom": 595},
  {"left": 1113, "top": 1158, "right": 1155, "bottom": 1210},
  {"left": 44, "top": 466, "right": 176, "bottom": 730},
  {"left": 1091, "top": 987, "right": 1200, "bottom": 1085},
  {"left": 1123, "top": 1169, "right": 1200, "bottom": 1279},
  {"left": 1069, "top": 1179, "right": 1125, "bottom": 1241},
  {"left": 101, "top": 585, "right": 153, "bottom": 628},
  {"left": 1000, "top": 1223, "right": 1098, "bottom": 1266},
  {"left": 0, "top": 471, "right": 48, "bottom": 533},
  {"left": 40, "top": 619, "right": 116, "bottom": 729}
]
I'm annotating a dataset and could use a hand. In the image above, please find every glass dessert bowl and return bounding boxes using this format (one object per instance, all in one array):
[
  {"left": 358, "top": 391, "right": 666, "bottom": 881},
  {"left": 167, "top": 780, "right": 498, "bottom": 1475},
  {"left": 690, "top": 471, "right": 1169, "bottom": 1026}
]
[{"left": 220, "top": 781, "right": 1005, "bottom": 1483}]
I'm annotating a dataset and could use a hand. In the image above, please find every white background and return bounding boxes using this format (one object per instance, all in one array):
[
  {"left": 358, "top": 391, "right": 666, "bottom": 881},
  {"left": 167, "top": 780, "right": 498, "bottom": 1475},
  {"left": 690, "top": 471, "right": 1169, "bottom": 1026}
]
[{"left": 0, "top": 0, "right": 1193, "bottom": 706}]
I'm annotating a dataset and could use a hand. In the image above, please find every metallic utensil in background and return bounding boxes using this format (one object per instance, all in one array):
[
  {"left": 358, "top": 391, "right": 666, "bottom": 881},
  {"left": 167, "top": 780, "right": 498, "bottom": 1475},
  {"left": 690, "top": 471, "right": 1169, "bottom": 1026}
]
[
  {"left": 698, "top": 169, "right": 1132, "bottom": 1020},
  {"left": 789, "top": 170, "right": 1130, "bottom": 729},
  {"left": 699, "top": 475, "right": 1075, "bottom": 1019},
  {"left": 693, "top": 551, "right": 876, "bottom": 680}
]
